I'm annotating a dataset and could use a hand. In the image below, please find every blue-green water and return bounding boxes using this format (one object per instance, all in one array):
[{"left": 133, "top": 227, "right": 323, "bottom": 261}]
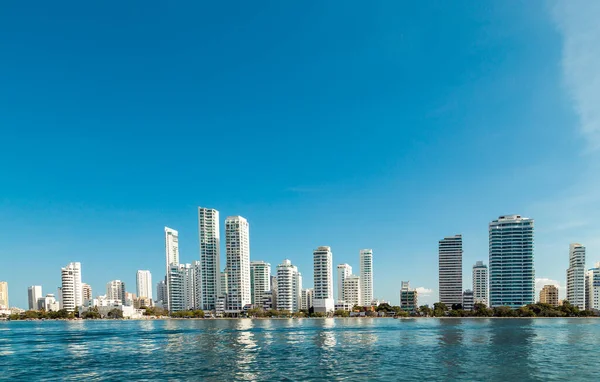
[{"left": 0, "top": 318, "right": 598, "bottom": 381}]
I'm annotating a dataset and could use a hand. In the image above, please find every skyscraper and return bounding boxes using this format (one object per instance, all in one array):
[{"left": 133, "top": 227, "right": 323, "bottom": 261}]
[
  {"left": 343, "top": 275, "right": 361, "bottom": 307},
  {"left": 472, "top": 261, "right": 488, "bottom": 306},
  {"left": 336, "top": 264, "right": 352, "bottom": 302},
  {"left": 165, "top": 227, "right": 179, "bottom": 311},
  {"left": 439, "top": 235, "right": 463, "bottom": 307},
  {"left": 60, "top": 262, "right": 83, "bottom": 312},
  {"left": 225, "top": 216, "right": 251, "bottom": 313},
  {"left": 198, "top": 207, "right": 220, "bottom": 311},
  {"left": 585, "top": 263, "right": 600, "bottom": 311},
  {"left": 82, "top": 283, "right": 92, "bottom": 301},
  {"left": 566, "top": 243, "right": 586, "bottom": 310},
  {"left": 156, "top": 279, "right": 168, "bottom": 305},
  {"left": 193, "top": 261, "right": 202, "bottom": 310},
  {"left": 359, "top": 249, "right": 373, "bottom": 306},
  {"left": 0, "top": 281, "right": 7, "bottom": 308},
  {"left": 106, "top": 280, "right": 126, "bottom": 302},
  {"left": 136, "top": 270, "right": 153, "bottom": 300},
  {"left": 313, "top": 246, "right": 334, "bottom": 313},
  {"left": 276, "top": 259, "right": 302, "bottom": 313},
  {"left": 250, "top": 261, "right": 271, "bottom": 307},
  {"left": 28, "top": 285, "right": 42, "bottom": 311},
  {"left": 301, "top": 288, "right": 314, "bottom": 310},
  {"left": 489, "top": 215, "right": 535, "bottom": 308},
  {"left": 169, "top": 263, "right": 198, "bottom": 312},
  {"left": 220, "top": 271, "right": 228, "bottom": 297},
  {"left": 539, "top": 285, "right": 559, "bottom": 307}
]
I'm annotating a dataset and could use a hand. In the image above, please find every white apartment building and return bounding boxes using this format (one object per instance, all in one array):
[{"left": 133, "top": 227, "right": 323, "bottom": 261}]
[
  {"left": 566, "top": 243, "right": 586, "bottom": 310},
  {"left": 165, "top": 227, "right": 180, "bottom": 311},
  {"left": 193, "top": 261, "right": 202, "bottom": 310},
  {"left": 106, "top": 280, "right": 126, "bottom": 303},
  {"left": 28, "top": 285, "right": 42, "bottom": 310},
  {"left": 250, "top": 261, "right": 271, "bottom": 307},
  {"left": 220, "top": 271, "right": 228, "bottom": 297},
  {"left": 225, "top": 216, "right": 251, "bottom": 313},
  {"left": 301, "top": 288, "right": 314, "bottom": 310},
  {"left": 359, "top": 249, "right": 373, "bottom": 306},
  {"left": 82, "top": 283, "right": 92, "bottom": 301},
  {"left": 0, "top": 281, "right": 8, "bottom": 308},
  {"left": 136, "top": 270, "right": 153, "bottom": 300},
  {"left": 198, "top": 207, "right": 220, "bottom": 311},
  {"left": 472, "top": 261, "right": 488, "bottom": 306},
  {"left": 313, "top": 246, "right": 334, "bottom": 313},
  {"left": 156, "top": 279, "right": 168, "bottom": 305},
  {"left": 586, "top": 263, "right": 600, "bottom": 311},
  {"left": 169, "top": 263, "right": 198, "bottom": 312},
  {"left": 337, "top": 264, "right": 352, "bottom": 302},
  {"left": 343, "top": 275, "right": 361, "bottom": 307},
  {"left": 439, "top": 235, "right": 463, "bottom": 307},
  {"left": 38, "top": 294, "right": 60, "bottom": 312},
  {"left": 276, "top": 259, "right": 301, "bottom": 313},
  {"left": 60, "top": 262, "right": 83, "bottom": 312}
]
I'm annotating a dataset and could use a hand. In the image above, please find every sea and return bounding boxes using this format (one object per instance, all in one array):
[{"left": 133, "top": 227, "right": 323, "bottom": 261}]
[{"left": 0, "top": 318, "right": 597, "bottom": 381}]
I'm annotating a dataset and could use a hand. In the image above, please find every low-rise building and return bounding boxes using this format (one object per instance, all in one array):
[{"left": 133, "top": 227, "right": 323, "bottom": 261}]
[
  {"left": 400, "top": 281, "right": 418, "bottom": 312},
  {"left": 335, "top": 301, "right": 353, "bottom": 312},
  {"left": 539, "top": 285, "right": 559, "bottom": 307},
  {"left": 462, "top": 290, "right": 474, "bottom": 311}
]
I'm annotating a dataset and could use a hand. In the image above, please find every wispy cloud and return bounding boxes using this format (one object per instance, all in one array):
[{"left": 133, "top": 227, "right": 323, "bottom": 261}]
[
  {"left": 415, "top": 287, "right": 433, "bottom": 295},
  {"left": 536, "top": 277, "right": 565, "bottom": 300},
  {"left": 553, "top": 0, "right": 600, "bottom": 150}
]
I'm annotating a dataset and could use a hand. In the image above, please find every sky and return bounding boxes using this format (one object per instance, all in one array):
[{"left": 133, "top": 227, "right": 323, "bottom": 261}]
[{"left": 1, "top": 1, "right": 599, "bottom": 309}]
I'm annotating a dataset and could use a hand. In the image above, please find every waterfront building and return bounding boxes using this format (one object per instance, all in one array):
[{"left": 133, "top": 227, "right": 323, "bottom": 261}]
[
  {"left": 164, "top": 227, "right": 180, "bottom": 311},
  {"left": 193, "top": 261, "right": 202, "bottom": 310},
  {"left": 250, "top": 261, "right": 271, "bottom": 307},
  {"left": 270, "top": 275, "right": 278, "bottom": 310},
  {"left": 343, "top": 275, "right": 361, "bottom": 307},
  {"left": 313, "top": 246, "right": 334, "bottom": 313},
  {"left": 336, "top": 264, "right": 352, "bottom": 302},
  {"left": 60, "top": 262, "right": 83, "bottom": 312},
  {"left": 82, "top": 283, "right": 92, "bottom": 301},
  {"left": 439, "top": 235, "right": 463, "bottom": 307},
  {"left": 136, "top": 270, "right": 153, "bottom": 300},
  {"left": 261, "top": 290, "right": 275, "bottom": 311},
  {"left": 335, "top": 301, "right": 353, "bottom": 311},
  {"left": 28, "top": 286, "right": 42, "bottom": 311},
  {"left": 39, "top": 294, "right": 60, "bottom": 311},
  {"left": 472, "top": 261, "right": 489, "bottom": 306},
  {"left": 134, "top": 296, "right": 152, "bottom": 309},
  {"left": 169, "top": 263, "right": 198, "bottom": 312},
  {"left": 301, "top": 288, "right": 314, "bottom": 311},
  {"left": 539, "top": 285, "right": 559, "bottom": 307},
  {"left": 359, "top": 249, "right": 373, "bottom": 306},
  {"left": 462, "top": 290, "right": 474, "bottom": 311},
  {"left": 215, "top": 296, "right": 226, "bottom": 317},
  {"left": 489, "top": 215, "right": 535, "bottom": 308},
  {"left": 156, "top": 279, "right": 168, "bottom": 305},
  {"left": 106, "top": 280, "right": 126, "bottom": 303},
  {"left": 220, "top": 270, "right": 229, "bottom": 297},
  {"left": 0, "top": 281, "right": 8, "bottom": 308},
  {"left": 585, "top": 263, "right": 600, "bottom": 311},
  {"left": 400, "top": 281, "right": 418, "bottom": 312},
  {"left": 276, "top": 260, "right": 301, "bottom": 312},
  {"left": 225, "top": 216, "right": 251, "bottom": 313},
  {"left": 124, "top": 292, "right": 136, "bottom": 307},
  {"left": 198, "top": 207, "right": 220, "bottom": 311},
  {"left": 566, "top": 243, "right": 586, "bottom": 310}
]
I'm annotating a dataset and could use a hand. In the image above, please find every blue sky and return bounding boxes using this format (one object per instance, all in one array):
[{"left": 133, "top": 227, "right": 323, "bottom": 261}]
[{"left": 1, "top": 1, "right": 599, "bottom": 309}]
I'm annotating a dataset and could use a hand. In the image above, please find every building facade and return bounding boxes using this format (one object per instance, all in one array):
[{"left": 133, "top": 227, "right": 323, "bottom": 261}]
[
  {"left": 82, "top": 283, "right": 92, "bottom": 301},
  {"left": 586, "top": 264, "right": 600, "bottom": 311},
  {"left": 301, "top": 288, "right": 314, "bottom": 311},
  {"left": 169, "top": 263, "right": 198, "bottom": 312},
  {"left": 472, "top": 261, "right": 488, "bottom": 306},
  {"left": 225, "top": 216, "right": 251, "bottom": 313},
  {"left": 276, "top": 260, "right": 301, "bottom": 313},
  {"left": 220, "top": 271, "right": 228, "bottom": 297},
  {"left": 156, "top": 279, "right": 168, "bottom": 305},
  {"left": 28, "top": 286, "right": 43, "bottom": 311},
  {"left": 164, "top": 227, "right": 180, "bottom": 311},
  {"left": 313, "top": 246, "right": 334, "bottom": 313},
  {"left": 198, "top": 207, "right": 220, "bottom": 311},
  {"left": 539, "top": 285, "right": 559, "bottom": 307},
  {"left": 0, "top": 281, "right": 8, "bottom": 308},
  {"left": 566, "top": 243, "right": 586, "bottom": 310},
  {"left": 489, "top": 215, "right": 535, "bottom": 308},
  {"left": 336, "top": 264, "right": 352, "bottom": 302},
  {"left": 136, "top": 270, "right": 153, "bottom": 300},
  {"left": 462, "top": 290, "right": 474, "bottom": 311},
  {"left": 439, "top": 235, "right": 463, "bottom": 307},
  {"left": 359, "top": 249, "right": 373, "bottom": 306},
  {"left": 343, "top": 275, "right": 361, "bottom": 307},
  {"left": 250, "top": 261, "right": 271, "bottom": 307},
  {"left": 106, "top": 280, "right": 126, "bottom": 303},
  {"left": 61, "top": 262, "right": 83, "bottom": 312},
  {"left": 400, "top": 281, "right": 418, "bottom": 312}
]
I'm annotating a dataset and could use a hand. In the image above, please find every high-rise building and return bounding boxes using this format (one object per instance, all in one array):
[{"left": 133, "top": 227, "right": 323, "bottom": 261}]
[
  {"left": 270, "top": 275, "right": 278, "bottom": 310},
  {"left": 60, "top": 262, "right": 83, "bottom": 312},
  {"left": 400, "top": 281, "right": 418, "bottom": 312},
  {"left": 106, "top": 280, "right": 126, "bottom": 302},
  {"left": 82, "top": 283, "right": 92, "bottom": 301},
  {"left": 156, "top": 279, "right": 168, "bottom": 305},
  {"left": 250, "top": 261, "right": 271, "bottom": 307},
  {"left": 566, "top": 243, "right": 586, "bottom": 310},
  {"left": 0, "top": 281, "right": 7, "bottom": 308},
  {"left": 439, "top": 235, "right": 463, "bottom": 307},
  {"left": 585, "top": 263, "right": 600, "bottom": 311},
  {"left": 539, "top": 285, "right": 559, "bottom": 307},
  {"left": 193, "top": 261, "right": 202, "bottom": 310},
  {"left": 164, "top": 227, "right": 180, "bottom": 311},
  {"left": 28, "top": 285, "right": 43, "bottom": 310},
  {"left": 198, "top": 207, "right": 220, "bottom": 311},
  {"left": 136, "top": 270, "right": 152, "bottom": 300},
  {"left": 276, "top": 259, "right": 302, "bottom": 312},
  {"left": 301, "top": 288, "right": 314, "bottom": 311},
  {"left": 225, "top": 216, "right": 251, "bottom": 313},
  {"left": 472, "top": 261, "right": 488, "bottom": 306},
  {"left": 169, "top": 263, "right": 198, "bottom": 312},
  {"left": 313, "top": 246, "right": 334, "bottom": 313},
  {"left": 359, "top": 249, "right": 373, "bottom": 306},
  {"left": 220, "top": 271, "right": 228, "bottom": 297},
  {"left": 462, "top": 290, "right": 474, "bottom": 311},
  {"left": 336, "top": 264, "right": 352, "bottom": 302},
  {"left": 343, "top": 275, "right": 361, "bottom": 307},
  {"left": 489, "top": 215, "right": 535, "bottom": 308}
]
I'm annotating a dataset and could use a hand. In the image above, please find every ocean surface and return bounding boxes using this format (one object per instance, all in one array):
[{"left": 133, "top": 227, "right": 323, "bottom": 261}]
[{"left": 0, "top": 318, "right": 598, "bottom": 381}]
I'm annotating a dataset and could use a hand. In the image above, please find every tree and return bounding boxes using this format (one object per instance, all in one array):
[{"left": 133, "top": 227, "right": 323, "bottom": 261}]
[
  {"left": 433, "top": 302, "right": 448, "bottom": 317},
  {"left": 334, "top": 310, "right": 349, "bottom": 317},
  {"left": 419, "top": 305, "right": 432, "bottom": 317},
  {"left": 451, "top": 303, "right": 463, "bottom": 311},
  {"left": 108, "top": 308, "right": 124, "bottom": 319},
  {"left": 493, "top": 306, "right": 514, "bottom": 317}
]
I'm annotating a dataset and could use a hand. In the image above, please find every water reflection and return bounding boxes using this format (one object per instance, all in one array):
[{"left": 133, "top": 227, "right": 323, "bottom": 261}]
[
  {"left": 233, "top": 319, "right": 257, "bottom": 381},
  {"left": 487, "top": 319, "right": 537, "bottom": 380}
]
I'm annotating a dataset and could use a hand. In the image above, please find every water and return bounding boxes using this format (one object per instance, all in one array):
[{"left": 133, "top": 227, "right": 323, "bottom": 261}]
[{"left": 0, "top": 318, "right": 598, "bottom": 381}]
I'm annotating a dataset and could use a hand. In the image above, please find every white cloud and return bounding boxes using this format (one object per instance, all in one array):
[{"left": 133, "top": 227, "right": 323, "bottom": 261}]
[
  {"left": 415, "top": 287, "right": 433, "bottom": 295},
  {"left": 553, "top": 0, "right": 600, "bottom": 150},
  {"left": 535, "top": 278, "right": 566, "bottom": 300}
]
